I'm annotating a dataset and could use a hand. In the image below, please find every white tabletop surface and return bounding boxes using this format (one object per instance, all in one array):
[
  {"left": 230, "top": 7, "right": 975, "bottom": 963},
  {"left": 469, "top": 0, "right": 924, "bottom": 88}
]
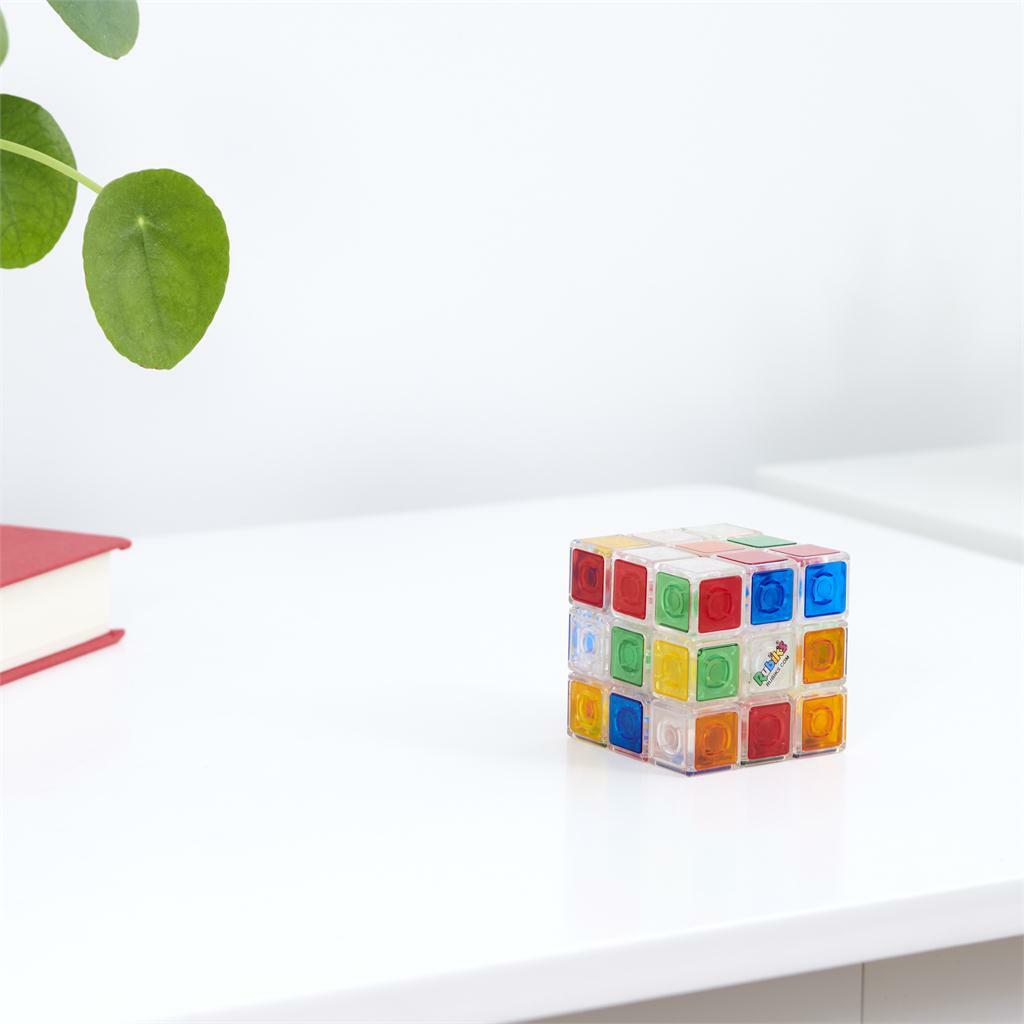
[
  {"left": 2, "top": 486, "right": 1022, "bottom": 1024},
  {"left": 756, "top": 443, "right": 1023, "bottom": 561}
]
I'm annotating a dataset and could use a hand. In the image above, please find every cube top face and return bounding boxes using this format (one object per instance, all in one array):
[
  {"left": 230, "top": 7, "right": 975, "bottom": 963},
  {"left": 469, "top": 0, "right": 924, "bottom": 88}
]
[
  {"left": 775, "top": 544, "right": 839, "bottom": 560},
  {"left": 609, "top": 691, "right": 646, "bottom": 757},
  {"left": 576, "top": 534, "right": 647, "bottom": 557},
  {"left": 717, "top": 549, "right": 789, "bottom": 567},
  {"left": 744, "top": 700, "right": 792, "bottom": 762},
  {"left": 635, "top": 528, "right": 703, "bottom": 547},
  {"left": 696, "top": 642, "right": 740, "bottom": 702},
  {"left": 731, "top": 533, "right": 796, "bottom": 549},
  {"left": 798, "top": 691, "right": 846, "bottom": 754},
  {"left": 677, "top": 539, "right": 745, "bottom": 556},
  {"left": 689, "top": 523, "right": 759, "bottom": 540}
]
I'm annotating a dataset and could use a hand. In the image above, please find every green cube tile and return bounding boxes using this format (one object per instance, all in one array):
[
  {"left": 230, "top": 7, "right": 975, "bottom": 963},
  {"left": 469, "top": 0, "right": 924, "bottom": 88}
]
[
  {"left": 611, "top": 626, "right": 645, "bottom": 687},
  {"left": 696, "top": 643, "right": 739, "bottom": 701},
  {"left": 655, "top": 572, "right": 690, "bottom": 631},
  {"left": 730, "top": 534, "right": 795, "bottom": 549}
]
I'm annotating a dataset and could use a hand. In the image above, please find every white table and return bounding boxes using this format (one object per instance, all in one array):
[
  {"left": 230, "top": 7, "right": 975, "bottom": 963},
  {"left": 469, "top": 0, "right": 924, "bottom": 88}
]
[
  {"left": 2, "top": 487, "right": 1022, "bottom": 1024},
  {"left": 756, "top": 443, "right": 1023, "bottom": 561}
]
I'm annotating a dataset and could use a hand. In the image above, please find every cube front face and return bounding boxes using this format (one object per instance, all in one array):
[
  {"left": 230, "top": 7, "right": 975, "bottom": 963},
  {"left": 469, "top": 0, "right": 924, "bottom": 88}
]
[
  {"left": 743, "top": 630, "right": 796, "bottom": 695},
  {"left": 693, "top": 710, "right": 739, "bottom": 771},
  {"left": 567, "top": 526, "right": 848, "bottom": 774},
  {"left": 750, "top": 568, "right": 795, "bottom": 625},
  {"left": 803, "top": 561, "right": 848, "bottom": 619},
  {"left": 797, "top": 691, "right": 846, "bottom": 754},
  {"left": 696, "top": 642, "right": 740, "bottom": 702},
  {"left": 696, "top": 575, "right": 743, "bottom": 634},
  {"left": 801, "top": 624, "right": 846, "bottom": 686},
  {"left": 743, "top": 700, "right": 793, "bottom": 762}
]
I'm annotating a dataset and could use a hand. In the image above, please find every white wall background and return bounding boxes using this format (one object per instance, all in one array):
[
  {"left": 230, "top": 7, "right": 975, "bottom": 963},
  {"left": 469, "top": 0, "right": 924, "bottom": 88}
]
[{"left": 1, "top": 0, "right": 1020, "bottom": 536}]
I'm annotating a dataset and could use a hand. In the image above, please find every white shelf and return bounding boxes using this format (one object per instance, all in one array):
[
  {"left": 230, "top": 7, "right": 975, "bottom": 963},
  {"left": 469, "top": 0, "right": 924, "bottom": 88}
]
[
  {"left": 2, "top": 486, "right": 1022, "bottom": 1024},
  {"left": 756, "top": 444, "right": 1023, "bottom": 561}
]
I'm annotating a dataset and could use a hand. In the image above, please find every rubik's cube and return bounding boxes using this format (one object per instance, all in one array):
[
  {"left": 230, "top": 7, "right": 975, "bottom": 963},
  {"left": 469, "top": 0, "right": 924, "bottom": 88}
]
[{"left": 567, "top": 524, "right": 848, "bottom": 772}]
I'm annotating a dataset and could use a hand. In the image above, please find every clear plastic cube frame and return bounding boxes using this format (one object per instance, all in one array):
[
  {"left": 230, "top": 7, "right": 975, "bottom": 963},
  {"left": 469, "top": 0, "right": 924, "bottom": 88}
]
[{"left": 567, "top": 525, "right": 850, "bottom": 775}]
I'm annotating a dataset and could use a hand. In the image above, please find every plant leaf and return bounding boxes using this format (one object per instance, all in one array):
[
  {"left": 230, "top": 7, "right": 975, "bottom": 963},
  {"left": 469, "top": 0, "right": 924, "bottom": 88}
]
[
  {"left": 0, "top": 9, "right": 10, "bottom": 67},
  {"left": 47, "top": 0, "right": 138, "bottom": 59},
  {"left": 82, "top": 169, "right": 229, "bottom": 369},
  {"left": 0, "top": 93, "right": 78, "bottom": 269}
]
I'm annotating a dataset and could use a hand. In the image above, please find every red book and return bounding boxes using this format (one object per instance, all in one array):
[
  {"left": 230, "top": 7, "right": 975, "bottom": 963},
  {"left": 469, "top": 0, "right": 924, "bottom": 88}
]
[{"left": 0, "top": 525, "right": 131, "bottom": 685}]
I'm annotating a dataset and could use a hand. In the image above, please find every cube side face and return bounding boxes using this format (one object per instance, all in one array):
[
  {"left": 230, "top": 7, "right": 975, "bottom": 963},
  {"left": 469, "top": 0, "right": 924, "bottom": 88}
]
[
  {"left": 569, "top": 535, "right": 649, "bottom": 609},
  {"left": 608, "top": 690, "right": 648, "bottom": 759},
  {"left": 570, "top": 546, "right": 606, "bottom": 608},
  {"left": 568, "top": 677, "right": 607, "bottom": 745},
  {"left": 796, "top": 689, "right": 847, "bottom": 755},
  {"left": 568, "top": 606, "right": 611, "bottom": 681},
  {"left": 654, "top": 570, "right": 691, "bottom": 631},
  {"left": 610, "top": 623, "right": 651, "bottom": 690},
  {"left": 612, "top": 558, "right": 649, "bottom": 619},
  {"left": 696, "top": 574, "right": 743, "bottom": 634}
]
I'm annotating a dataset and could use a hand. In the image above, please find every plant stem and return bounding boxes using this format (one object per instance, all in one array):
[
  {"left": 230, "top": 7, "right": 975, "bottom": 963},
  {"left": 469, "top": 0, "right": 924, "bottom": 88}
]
[{"left": 0, "top": 138, "right": 103, "bottom": 194}]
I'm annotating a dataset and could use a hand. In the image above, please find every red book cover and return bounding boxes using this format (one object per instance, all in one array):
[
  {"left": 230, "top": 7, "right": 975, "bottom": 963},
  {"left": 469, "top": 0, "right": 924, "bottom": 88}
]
[{"left": 0, "top": 525, "right": 131, "bottom": 685}]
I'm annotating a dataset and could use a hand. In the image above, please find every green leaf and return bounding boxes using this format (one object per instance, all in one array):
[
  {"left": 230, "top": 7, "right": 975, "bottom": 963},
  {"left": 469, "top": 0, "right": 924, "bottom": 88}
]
[
  {"left": 0, "top": 94, "right": 77, "bottom": 269},
  {"left": 83, "top": 169, "right": 229, "bottom": 369},
  {"left": 0, "top": 9, "right": 10, "bottom": 67},
  {"left": 47, "top": 0, "right": 138, "bottom": 59}
]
